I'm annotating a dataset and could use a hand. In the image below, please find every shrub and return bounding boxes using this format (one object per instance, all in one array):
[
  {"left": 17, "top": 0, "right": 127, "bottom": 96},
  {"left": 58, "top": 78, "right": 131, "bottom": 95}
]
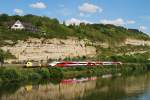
[
  {"left": 0, "top": 68, "right": 22, "bottom": 82},
  {"left": 36, "top": 68, "right": 50, "bottom": 79},
  {"left": 48, "top": 67, "right": 63, "bottom": 80},
  {"left": 23, "top": 69, "right": 41, "bottom": 81},
  {"left": 28, "top": 72, "right": 41, "bottom": 81},
  {"left": 0, "top": 78, "right": 2, "bottom": 83}
]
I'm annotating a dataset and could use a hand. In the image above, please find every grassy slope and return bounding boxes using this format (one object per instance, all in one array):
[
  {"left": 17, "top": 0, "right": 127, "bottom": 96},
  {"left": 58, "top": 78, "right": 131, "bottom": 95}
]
[{"left": 0, "top": 14, "right": 149, "bottom": 44}]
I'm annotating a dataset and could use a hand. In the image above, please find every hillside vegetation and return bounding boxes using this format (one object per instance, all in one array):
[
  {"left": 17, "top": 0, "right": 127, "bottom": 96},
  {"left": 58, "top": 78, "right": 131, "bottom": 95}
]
[
  {"left": 0, "top": 14, "right": 149, "bottom": 45},
  {"left": 0, "top": 14, "right": 150, "bottom": 61}
]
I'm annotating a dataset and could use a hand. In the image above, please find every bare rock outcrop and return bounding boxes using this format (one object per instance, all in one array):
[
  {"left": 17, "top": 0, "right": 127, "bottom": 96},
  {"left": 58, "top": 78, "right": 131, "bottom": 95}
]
[
  {"left": 1, "top": 38, "right": 96, "bottom": 61},
  {"left": 125, "top": 38, "right": 150, "bottom": 46}
]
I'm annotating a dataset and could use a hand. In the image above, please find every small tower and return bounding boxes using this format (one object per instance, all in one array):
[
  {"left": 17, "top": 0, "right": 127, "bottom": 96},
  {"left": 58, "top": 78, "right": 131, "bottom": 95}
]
[{"left": 11, "top": 20, "right": 24, "bottom": 30}]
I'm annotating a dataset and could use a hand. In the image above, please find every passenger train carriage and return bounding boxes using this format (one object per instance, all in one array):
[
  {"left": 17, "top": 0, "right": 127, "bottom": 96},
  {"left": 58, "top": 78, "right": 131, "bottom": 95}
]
[{"left": 48, "top": 61, "right": 122, "bottom": 67}]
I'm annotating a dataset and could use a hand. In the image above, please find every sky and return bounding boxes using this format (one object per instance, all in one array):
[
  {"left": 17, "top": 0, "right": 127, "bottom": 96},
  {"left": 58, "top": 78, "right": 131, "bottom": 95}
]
[{"left": 0, "top": 0, "right": 150, "bottom": 35}]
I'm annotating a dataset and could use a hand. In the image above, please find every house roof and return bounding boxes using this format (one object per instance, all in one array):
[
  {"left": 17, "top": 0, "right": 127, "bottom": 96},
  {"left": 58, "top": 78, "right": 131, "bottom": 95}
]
[
  {"left": 15, "top": 20, "right": 23, "bottom": 25},
  {"left": 11, "top": 20, "right": 24, "bottom": 28}
]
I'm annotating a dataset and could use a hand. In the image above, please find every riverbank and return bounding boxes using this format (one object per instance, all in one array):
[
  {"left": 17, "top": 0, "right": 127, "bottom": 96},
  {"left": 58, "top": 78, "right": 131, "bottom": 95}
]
[{"left": 0, "top": 63, "right": 150, "bottom": 83}]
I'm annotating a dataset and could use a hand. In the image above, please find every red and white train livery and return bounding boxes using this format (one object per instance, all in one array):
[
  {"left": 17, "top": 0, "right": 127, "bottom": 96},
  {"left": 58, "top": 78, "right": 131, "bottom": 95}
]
[{"left": 49, "top": 61, "right": 122, "bottom": 67}]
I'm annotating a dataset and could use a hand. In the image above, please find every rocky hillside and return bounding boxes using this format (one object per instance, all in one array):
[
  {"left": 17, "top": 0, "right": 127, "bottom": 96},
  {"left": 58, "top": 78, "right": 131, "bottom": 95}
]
[
  {"left": 125, "top": 39, "right": 150, "bottom": 46},
  {"left": 1, "top": 37, "right": 150, "bottom": 62},
  {"left": 0, "top": 14, "right": 150, "bottom": 62},
  {"left": 1, "top": 38, "right": 96, "bottom": 62}
]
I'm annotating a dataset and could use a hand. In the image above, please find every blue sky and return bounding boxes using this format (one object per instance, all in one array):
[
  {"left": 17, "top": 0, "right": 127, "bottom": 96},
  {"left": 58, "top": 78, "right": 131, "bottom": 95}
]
[{"left": 0, "top": 0, "right": 150, "bottom": 35}]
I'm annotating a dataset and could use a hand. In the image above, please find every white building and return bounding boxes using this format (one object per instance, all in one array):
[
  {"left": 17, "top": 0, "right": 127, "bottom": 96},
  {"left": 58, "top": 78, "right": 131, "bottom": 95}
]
[{"left": 11, "top": 20, "right": 25, "bottom": 30}]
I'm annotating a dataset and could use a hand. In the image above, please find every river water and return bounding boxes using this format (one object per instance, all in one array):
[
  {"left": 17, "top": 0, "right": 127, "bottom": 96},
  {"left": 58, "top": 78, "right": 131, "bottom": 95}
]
[{"left": 0, "top": 73, "right": 150, "bottom": 100}]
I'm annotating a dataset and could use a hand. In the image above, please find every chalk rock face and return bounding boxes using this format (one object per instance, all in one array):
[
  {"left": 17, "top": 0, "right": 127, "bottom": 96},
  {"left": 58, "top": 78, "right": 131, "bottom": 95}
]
[
  {"left": 125, "top": 39, "right": 150, "bottom": 46},
  {"left": 1, "top": 38, "right": 96, "bottom": 61}
]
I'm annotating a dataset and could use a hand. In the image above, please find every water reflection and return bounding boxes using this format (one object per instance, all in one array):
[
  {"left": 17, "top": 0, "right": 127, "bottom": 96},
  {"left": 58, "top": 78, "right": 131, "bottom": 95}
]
[{"left": 0, "top": 73, "right": 150, "bottom": 100}]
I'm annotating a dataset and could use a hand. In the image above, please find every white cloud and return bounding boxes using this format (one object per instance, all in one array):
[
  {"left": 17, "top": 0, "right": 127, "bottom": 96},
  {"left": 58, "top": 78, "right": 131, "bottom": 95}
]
[
  {"left": 139, "top": 26, "right": 147, "bottom": 30},
  {"left": 30, "top": 2, "right": 47, "bottom": 9},
  {"left": 79, "top": 3, "right": 103, "bottom": 13},
  {"left": 100, "top": 18, "right": 125, "bottom": 26},
  {"left": 79, "top": 12, "right": 91, "bottom": 18},
  {"left": 65, "top": 18, "right": 92, "bottom": 26},
  {"left": 127, "top": 20, "right": 136, "bottom": 24},
  {"left": 14, "top": 9, "right": 24, "bottom": 15},
  {"left": 100, "top": 18, "right": 135, "bottom": 26}
]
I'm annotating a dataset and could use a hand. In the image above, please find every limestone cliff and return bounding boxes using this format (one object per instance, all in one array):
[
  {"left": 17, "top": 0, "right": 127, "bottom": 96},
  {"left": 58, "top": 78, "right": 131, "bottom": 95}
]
[
  {"left": 1, "top": 38, "right": 96, "bottom": 61},
  {"left": 1, "top": 37, "right": 150, "bottom": 62},
  {"left": 125, "top": 38, "right": 150, "bottom": 46}
]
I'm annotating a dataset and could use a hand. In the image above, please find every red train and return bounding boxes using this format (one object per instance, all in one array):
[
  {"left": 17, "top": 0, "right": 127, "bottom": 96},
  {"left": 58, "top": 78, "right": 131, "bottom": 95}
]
[{"left": 48, "top": 61, "right": 122, "bottom": 67}]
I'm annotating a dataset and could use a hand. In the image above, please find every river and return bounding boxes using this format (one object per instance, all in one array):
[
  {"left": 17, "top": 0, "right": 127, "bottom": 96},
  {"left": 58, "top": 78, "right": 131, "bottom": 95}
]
[{"left": 0, "top": 72, "right": 150, "bottom": 100}]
